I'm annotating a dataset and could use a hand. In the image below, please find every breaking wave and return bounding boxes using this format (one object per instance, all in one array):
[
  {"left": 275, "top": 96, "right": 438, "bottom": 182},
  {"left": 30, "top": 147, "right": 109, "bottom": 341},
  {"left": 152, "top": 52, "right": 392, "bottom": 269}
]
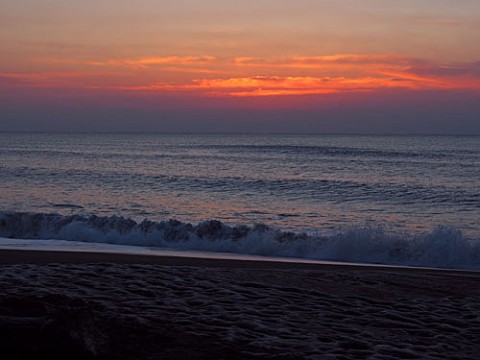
[{"left": 1, "top": 212, "right": 479, "bottom": 270}]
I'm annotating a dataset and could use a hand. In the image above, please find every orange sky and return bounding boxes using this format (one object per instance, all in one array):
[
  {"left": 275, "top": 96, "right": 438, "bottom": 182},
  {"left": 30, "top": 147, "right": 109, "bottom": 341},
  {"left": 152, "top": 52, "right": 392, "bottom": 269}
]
[
  {"left": 1, "top": 1, "right": 479, "bottom": 132},
  {"left": 2, "top": 53, "right": 479, "bottom": 100}
]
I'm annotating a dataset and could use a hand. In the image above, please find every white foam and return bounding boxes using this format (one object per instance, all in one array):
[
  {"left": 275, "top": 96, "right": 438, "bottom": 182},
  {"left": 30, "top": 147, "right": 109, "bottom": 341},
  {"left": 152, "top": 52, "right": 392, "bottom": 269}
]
[{"left": 1, "top": 212, "right": 479, "bottom": 270}]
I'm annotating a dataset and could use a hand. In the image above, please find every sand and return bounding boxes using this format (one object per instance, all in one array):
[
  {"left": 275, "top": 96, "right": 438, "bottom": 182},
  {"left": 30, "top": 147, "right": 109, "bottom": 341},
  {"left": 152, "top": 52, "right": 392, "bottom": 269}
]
[{"left": 0, "top": 250, "right": 479, "bottom": 359}]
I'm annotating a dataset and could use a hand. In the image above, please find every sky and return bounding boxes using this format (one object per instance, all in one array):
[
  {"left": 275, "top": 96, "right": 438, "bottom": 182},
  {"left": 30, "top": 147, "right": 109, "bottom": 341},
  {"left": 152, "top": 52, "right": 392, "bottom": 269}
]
[{"left": 1, "top": 0, "right": 480, "bottom": 133}]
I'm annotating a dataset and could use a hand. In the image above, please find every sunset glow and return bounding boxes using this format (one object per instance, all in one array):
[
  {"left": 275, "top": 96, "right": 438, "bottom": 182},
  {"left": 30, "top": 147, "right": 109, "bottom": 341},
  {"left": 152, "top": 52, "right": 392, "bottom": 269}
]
[
  {"left": 1, "top": 0, "right": 479, "bottom": 132},
  {"left": 3, "top": 55, "right": 479, "bottom": 96}
]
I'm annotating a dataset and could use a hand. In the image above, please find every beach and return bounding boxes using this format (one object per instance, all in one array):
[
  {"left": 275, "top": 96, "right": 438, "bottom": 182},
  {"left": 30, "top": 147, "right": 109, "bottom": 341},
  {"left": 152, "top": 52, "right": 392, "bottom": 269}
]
[
  {"left": 1, "top": 250, "right": 479, "bottom": 359},
  {"left": 3, "top": 0, "right": 480, "bottom": 357}
]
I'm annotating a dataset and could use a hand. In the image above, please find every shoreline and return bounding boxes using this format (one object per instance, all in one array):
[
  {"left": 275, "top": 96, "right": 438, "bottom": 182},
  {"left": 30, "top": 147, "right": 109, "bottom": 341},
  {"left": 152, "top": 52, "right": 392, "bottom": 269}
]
[{"left": 1, "top": 248, "right": 478, "bottom": 276}]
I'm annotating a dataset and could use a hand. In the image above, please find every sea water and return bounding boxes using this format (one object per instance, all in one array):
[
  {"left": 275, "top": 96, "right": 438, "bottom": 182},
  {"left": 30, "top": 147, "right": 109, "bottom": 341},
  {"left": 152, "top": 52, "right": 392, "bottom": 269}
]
[{"left": 1, "top": 133, "right": 479, "bottom": 269}]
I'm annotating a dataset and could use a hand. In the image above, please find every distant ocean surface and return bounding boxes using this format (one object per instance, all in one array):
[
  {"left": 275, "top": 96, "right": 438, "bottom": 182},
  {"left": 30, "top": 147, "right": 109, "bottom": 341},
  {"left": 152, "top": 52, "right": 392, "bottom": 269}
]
[{"left": 1, "top": 133, "right": 479, "bottom": 269}]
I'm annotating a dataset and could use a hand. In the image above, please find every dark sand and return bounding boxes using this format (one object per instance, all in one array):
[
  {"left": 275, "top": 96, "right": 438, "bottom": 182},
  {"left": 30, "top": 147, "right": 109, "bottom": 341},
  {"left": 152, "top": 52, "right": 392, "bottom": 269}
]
[{"left": 1, "top": 249, "right": 479, "bottom": 359}]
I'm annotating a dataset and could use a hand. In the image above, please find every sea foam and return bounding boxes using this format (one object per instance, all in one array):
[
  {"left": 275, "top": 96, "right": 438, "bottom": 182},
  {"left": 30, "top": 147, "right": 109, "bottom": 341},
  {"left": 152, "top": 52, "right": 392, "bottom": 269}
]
[{"left": 1, "top": 212, "right": 479, "bottom": 270}]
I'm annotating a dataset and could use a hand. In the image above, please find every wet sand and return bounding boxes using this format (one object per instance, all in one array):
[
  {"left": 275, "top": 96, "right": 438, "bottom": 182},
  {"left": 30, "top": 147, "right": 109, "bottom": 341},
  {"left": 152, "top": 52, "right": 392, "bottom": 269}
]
[{"left": 1, "top": 249, "right": 479, "bottom": 359}]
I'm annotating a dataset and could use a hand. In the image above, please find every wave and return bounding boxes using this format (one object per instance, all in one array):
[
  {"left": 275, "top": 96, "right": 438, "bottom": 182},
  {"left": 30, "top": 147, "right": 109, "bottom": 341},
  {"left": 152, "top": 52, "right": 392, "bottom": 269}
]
[
  {"left": 203, "top": 144, "right": 480, "bottom": 160},
  {"left": 1, "top": 212, "right": 479, "bottom": 270},
  {"left": 3, "top": 166, "right": 479, "bottom": 208}
]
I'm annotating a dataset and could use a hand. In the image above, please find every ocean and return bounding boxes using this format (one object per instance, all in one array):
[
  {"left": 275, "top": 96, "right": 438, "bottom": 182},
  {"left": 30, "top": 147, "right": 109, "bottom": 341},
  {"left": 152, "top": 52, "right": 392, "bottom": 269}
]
[{"left": 1, "top": 132, "right": 479, "bottom": 269}]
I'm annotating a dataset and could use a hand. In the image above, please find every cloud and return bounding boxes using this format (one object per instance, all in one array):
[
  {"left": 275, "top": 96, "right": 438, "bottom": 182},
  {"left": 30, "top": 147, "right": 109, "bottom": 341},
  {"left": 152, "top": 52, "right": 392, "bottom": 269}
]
[
  {"left": 380, "top": 61, "right": 480, "bottom": 91},
  {"left": 0, "top": 71, "right": 105, "bottom": 89},
  {"left": 115, "top": 75, "right": 435, "bottom": 97},
  {"left": 232, "top": 54, "right": 418, "bottom": 70},
  {"left": 3, "top": 54, "right": 480, "bottom": 98},
  {"left": 86, "top": 55, "right": 216, "bottom": 69},
  {"left": 290, "top": 54, "right": 413, "bottom": 65},
  {"left": 408, "top": 61, "right": 480, "bottom": 78},
  {"left": 0, "top": 71, "right": 92, "bottom": 80}
]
